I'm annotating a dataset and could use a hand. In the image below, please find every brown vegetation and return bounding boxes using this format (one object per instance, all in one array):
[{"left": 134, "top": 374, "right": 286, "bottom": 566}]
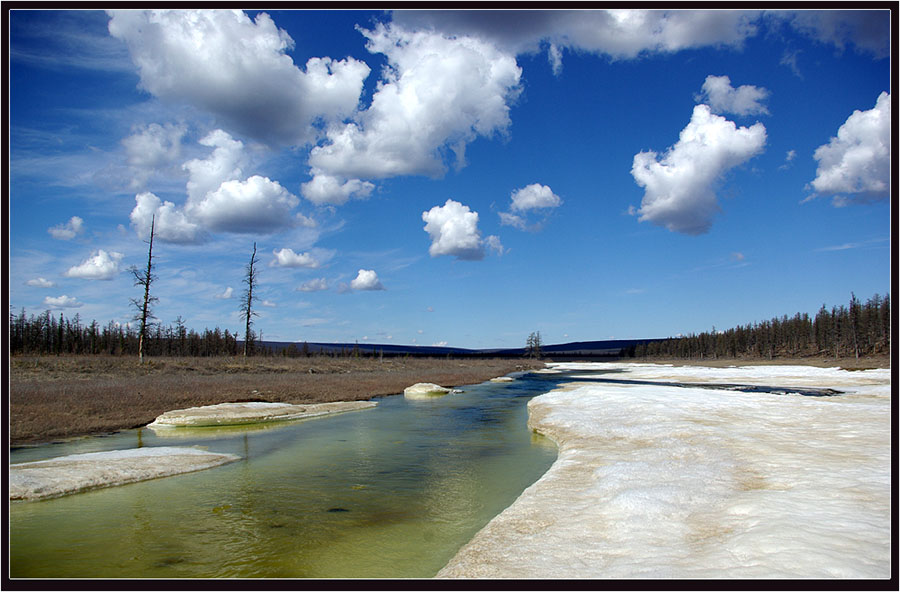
[{"left": 8, "top": 355, "right": 543, "bottom": 446}]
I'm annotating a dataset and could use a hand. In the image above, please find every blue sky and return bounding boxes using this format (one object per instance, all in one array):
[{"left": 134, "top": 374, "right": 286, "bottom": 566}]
[{"left": 7, "top": 8, "right": 893, "bottom": 349}]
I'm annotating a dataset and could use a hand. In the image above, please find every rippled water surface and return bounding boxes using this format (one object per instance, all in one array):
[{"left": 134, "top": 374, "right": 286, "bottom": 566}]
[{"left": 9, "top": 374, "right": 559, "bottom": 578}]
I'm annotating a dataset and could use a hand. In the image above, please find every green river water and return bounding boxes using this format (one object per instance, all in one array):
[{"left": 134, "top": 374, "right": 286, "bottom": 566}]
[{"left": 8, "top": 373, "right": 560, "bottom": 579}]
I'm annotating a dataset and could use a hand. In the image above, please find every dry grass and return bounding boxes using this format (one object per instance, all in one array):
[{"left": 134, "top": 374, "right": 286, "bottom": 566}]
[{"left": 8, "top": 355, "right": 543, "bottom": 445}]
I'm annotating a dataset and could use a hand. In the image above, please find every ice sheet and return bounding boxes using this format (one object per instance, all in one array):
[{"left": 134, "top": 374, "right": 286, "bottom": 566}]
[{"left": 438, "top": 363, "right": 892, "bottom": 579}]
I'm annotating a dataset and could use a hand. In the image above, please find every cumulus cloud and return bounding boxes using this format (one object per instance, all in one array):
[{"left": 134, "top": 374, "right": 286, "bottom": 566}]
[
  {"left": 182, "top": 131, "right": 300, "bottom": 233},
  {"left": 631, "top": 104, "right": 766, "bottom": 235},
  {"left": 308, "top": 23, "right": 522, "bottom": 180},
  {"left": 43, "top": 295, "right": 83, "bottom": 309},
  {"left": 511, "top": 183, "right": 563, "bottom": 210},
  {"left": 270, "top": 248, "right": 320, "bottom": 268},
  {"left": 183, "top": 129, "right": 246, "bottom": 203},
  {"left": 349, "top": 269, "right": 385, "bottom": 291},
  {"left": 808, "top": 92, "right": 890, "bottom": 204},
  {"left": 189, "top": 175, "right": 300, "bottom": 233},
  {"left": 300, "top": 172, "right": 375, "bottom": 206},
  {"left": 64, "top": 249, "right": 124, "bottom": 280},
  {"left": 500, "top": 183, "right": 563, "bottom": 231},
  {"left": 26, "top": 277, "right": 55, "bottom": 288},
  {"left": 122, "top": 122, "right": 186, "bottom": 189},
  {"left": 393, "top": 9, "right": 761, "bottom": 63},
  {"left": 107, "top": 9, "right": 370, "bottom": 146},
  {"left": 394, "top": 10, "right": 888, "bottom": 72},
  {"left": 423, "top": 199, "right": 501, "bottom": 261},
  {"left": 216, "top": 286, "right": 233, "bottom": 299},
  {"left": 297, "top": 278, "right": 329, "bottom": 292},
  {"left": 128, "top": 129, "right": 306, "bottom": 240},
  {"left": 695, "top": 75, "right": 770, "bottom": 116},
  {"left": 48, "top": 216, "right": 85, "bottom": 240},
  {"left": 131, "top": 192, "right": 206, "bottom": 244}
]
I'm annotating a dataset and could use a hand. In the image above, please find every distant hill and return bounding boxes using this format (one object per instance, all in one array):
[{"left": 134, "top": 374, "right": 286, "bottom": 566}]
[{"left": 258, "top": 338, "right": 664, "bottom": 358}]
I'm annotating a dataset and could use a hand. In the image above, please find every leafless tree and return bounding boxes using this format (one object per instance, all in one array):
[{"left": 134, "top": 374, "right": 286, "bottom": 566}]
[
  {"left": 130, "top": 215, "right": 158, "bottom": 364},
  {"left": 240, "top": 242, "right": 259, "bottom": 357}
]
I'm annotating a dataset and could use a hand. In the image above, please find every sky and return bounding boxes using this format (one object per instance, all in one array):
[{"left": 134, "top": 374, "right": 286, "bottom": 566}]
[{"left": 6, "top": 8, "right": 894, "bottom": 349}]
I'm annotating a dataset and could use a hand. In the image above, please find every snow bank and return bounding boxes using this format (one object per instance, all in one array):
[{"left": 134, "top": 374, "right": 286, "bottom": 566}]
[
  {"left": 438, "top": 363, "right": 891, "bottom": 579},
  {"left": 148, "top": 400, "right": 377, "bottom": 428},
  {"left": 9, "top": 447, "right": 240, "bottom": 501}
]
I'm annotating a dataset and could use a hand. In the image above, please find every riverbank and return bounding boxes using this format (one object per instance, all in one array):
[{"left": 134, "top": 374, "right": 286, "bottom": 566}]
[
  {"left": 8, "top": 355, "right": 542, "bottom": 445},
  {"left": 630, "top": 354, "right": 890, "bottom": 370},
  {"left": 438, "top": 362, "right": 892, "bottom": 579}
]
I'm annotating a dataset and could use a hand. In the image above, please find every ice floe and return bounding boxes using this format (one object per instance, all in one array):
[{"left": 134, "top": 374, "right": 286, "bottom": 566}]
[
  {"left": 148, "top": 400, "right": 376, "bottom": 428},
  {"left": 9, "top": 447, "right": 240, "bottom": 501},
  {"left": 439, "top": 362, "right": 892, "bottom": 579},
  {"left": 403, "top": 383, "right": 452, "bottom": 398}
]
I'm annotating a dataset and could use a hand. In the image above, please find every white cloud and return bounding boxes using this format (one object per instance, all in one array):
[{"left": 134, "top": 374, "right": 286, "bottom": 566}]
[
  {"left": 183, "top": 130, "right": 246, "bottom": 204},
  {"left": 393, "top": 10, "right": 888, "bottom": 73},
  {"left": 423, "top": 199, "right": 498, "bottom": 261},
  {"left": 631, "top": 104, "right": 766, "bottom": 235},
  {"left": 695, "top": 75, "right": 770, "bottom": 116},
  {"left": 776, "top": 10, "right": 890, "bottom": 59},
  {"left": 510, "top": 183, "right": 563, "bottom": 211},
  {"left": 131, "top": 192, "right": 206, "bottom": 244},
  {"left": 297, "top": 278, "right": 328, "bottom": 292},
  {"left": 270, "top": 248, "right": 320, "bottom": 268},
  {"left": 189, "top": 175, "right": 300, "bottom": 234},
  {"left": 128, "top": 130, "right": 308, "bottom": 240},
  {"left": 180, "top": 130, "right": 301, "bottom": 234},
  {"left": 216, "top": 286, "right": 233, "bottom": 299},
  {"left": 26, "top": 277, "right": 55, "bottom": 288},
  {"left": 107, "top": 9, "right": 370, "bottom": 146},
  {"left": 48, "top": 216, "right": 85, "bottom": 240},
  {"left": 122, "top": 122, "right": 186, "bottom": 189},
  {"left": 64, "top": 249, "right": 124, "bottom": 280},
  {"left": 43, "top": 295, "right": 83, "bottom": 309},
  {"left": 262, "top": 299, "right": 277, "bottom": 307},
  {"left": 809, "top": 92, "right": 890, "bottom": 203},
  {"left": 393, "top": 9, "right": 761, "bottom": 63},
  {"left": 500, "top": 183, "right": 563, "bottom": 231},
  {"left": 350, "top": 269, "right": 385, "bottom": 291},
  {"left": 308, "top": 23, "right": 522, "bottom": 180},
  {"left": 301, "top": 172, "right": 375, "bottom": 206}
]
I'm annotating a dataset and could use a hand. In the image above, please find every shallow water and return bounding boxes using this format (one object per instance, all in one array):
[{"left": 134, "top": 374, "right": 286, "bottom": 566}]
[{"left": 8, "top": 374, "right": 559, "bottom": 579}]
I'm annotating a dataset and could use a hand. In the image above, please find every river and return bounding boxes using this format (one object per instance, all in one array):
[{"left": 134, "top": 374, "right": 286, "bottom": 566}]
[{"left": 9, "top": 372, "right": 559, "bottom": 579}]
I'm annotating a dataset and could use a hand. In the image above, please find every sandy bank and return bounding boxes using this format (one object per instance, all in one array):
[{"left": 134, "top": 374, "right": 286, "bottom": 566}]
[
  {"left": 438, "top": 362, "right": 892, "bottom": 579},
  {"left": 147, "top": 400, "right": 376, "bottom": 428},
  {"left": 9, "top": 447, "right": 240, "bottom": 501}
]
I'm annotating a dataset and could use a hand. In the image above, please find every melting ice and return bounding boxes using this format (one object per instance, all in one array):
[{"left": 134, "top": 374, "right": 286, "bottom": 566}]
[{"left": 439, "top": 362, "right": 892, "bottom": 579}]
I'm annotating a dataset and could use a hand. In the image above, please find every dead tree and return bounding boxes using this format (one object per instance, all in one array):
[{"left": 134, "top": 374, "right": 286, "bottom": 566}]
[
  {"left": 240, "top": 242, "right": 259, "bottom": 357},
  {"left": 130, "top": 214, "right": 158, "bottom": 364}
]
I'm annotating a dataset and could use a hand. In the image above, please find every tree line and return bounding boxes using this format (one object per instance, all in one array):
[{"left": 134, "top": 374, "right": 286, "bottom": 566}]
[
  {"left": 627, "top": 292, "right": 890, "bottom": 361},
  {"left": 6, "top": 309, "right": 262, "bottom": 357}
]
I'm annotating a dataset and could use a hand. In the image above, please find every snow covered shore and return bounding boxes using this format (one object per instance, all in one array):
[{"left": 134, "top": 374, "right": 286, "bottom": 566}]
[{"left": 438, "top": 362, "right": 892, "bottom": 579}]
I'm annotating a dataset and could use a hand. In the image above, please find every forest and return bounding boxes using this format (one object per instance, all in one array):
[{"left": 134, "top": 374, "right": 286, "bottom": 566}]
[
  {"left": 7, "top": 292, "right": 890, "bottom": 361},
  {"left": 627, "top": 293, "right": 891, "bottom": 361}
]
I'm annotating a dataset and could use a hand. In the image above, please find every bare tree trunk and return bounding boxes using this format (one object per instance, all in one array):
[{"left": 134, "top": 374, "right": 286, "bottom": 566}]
[
  {"left": 241, "top": 242, "right": 259, "bottom": 357},
  {"left": 131, "top": 215, "right": 157, "bottom": 364}
]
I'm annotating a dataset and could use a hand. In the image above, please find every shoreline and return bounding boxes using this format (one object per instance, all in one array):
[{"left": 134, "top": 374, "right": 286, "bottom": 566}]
[
  {"left": 437, "top": 361, "right": 892, "bottom": 579},
  {"left": 8, "top": 356, "right": 542, "bottom": 446},
  {"left": 626, "top": 354, "right": 890, "bottom": 370}
]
